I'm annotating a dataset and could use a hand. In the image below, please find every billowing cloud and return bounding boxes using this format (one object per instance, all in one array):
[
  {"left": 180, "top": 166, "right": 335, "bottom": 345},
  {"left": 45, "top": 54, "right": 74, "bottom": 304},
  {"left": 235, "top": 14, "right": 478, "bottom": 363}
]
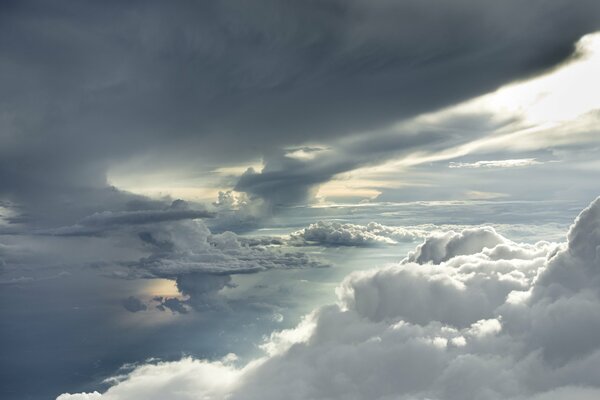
[
  {"left": 115, "top": 218, "right": 325, "bottom": 310},
  {"left": 59, "top": 196, "right": 600, "bottom": 399},
  {"left": 57, "top": 393, "right": 101, "bottom": 400},
  {"left": 404, "top": 226, "right": 508, "bottom": 264},
  {"left": 134, "top": 222, "right": 322, "bottom": 278},
  {"left": 290, "top": 220, "right": 427, "bottom": 246}
]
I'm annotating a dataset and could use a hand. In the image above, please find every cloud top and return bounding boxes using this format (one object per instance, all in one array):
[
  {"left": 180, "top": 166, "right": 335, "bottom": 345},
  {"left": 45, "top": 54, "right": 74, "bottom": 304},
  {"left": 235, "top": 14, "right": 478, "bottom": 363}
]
[{"left": 290, "top": 221, "right": 427, "bottom": 246}]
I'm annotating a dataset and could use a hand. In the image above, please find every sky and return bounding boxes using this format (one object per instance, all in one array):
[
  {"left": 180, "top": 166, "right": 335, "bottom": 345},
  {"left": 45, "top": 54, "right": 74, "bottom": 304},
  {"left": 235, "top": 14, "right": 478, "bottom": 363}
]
[{"left": 1, "top": 1, "right": 600, "bottom": 399}]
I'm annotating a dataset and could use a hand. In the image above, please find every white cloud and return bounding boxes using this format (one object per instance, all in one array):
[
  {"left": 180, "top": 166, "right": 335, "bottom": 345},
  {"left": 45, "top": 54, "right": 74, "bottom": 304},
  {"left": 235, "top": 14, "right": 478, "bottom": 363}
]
[
  {"left": 60, "top": 196, "right": 600, "bottom": 400},
  {"left": 449, "top": 159, "right": 542, "bottom": 169},
  {"left": 403, "top": 226, "right": 508, "bottom": 264},
  {"left": 57, "top": 393, "right": 102, "bottom": 400},
  {"left": 290, "top": 221, "right": 428, "bottom": 246}
]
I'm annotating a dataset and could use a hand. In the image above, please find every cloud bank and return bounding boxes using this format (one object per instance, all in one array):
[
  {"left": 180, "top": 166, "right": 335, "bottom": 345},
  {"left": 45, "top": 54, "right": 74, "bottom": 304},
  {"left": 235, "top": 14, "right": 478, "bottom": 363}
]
[
  {"left": 290, "top": 220, "right": 427, "bottom": 246},
  {"left": 59, "top": 196, "right": 600, "bottom": 399}
]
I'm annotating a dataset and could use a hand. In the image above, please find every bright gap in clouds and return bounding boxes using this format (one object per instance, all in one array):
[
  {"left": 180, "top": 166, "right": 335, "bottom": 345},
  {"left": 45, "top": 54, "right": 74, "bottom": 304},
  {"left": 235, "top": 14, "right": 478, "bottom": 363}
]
[
  {"left": 483, "top": 32, "right": 600, "bottom": 124},
  {"left": 321, "top": 32, "right": 600, "bottom": 203}
]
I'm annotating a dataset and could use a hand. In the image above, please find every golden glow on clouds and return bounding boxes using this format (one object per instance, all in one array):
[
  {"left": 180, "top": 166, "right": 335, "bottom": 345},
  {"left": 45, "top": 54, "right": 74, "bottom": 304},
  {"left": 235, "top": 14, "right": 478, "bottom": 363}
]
[
  {"left": 108, "top": 161, "right": 263, "bottom": 202},
  {"left": 317, "top": 165, "right": 434, "bottom": 202},
  {"left": 144, "top": 279, "right": 183, "bottom": 298}
]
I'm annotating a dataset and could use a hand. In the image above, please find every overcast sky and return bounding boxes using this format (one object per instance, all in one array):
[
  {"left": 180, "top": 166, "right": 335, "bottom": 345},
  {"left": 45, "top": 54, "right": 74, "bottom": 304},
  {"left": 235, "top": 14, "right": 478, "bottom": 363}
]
[{"left": 1, "top": 1, "right": 600, "bottom": 399}]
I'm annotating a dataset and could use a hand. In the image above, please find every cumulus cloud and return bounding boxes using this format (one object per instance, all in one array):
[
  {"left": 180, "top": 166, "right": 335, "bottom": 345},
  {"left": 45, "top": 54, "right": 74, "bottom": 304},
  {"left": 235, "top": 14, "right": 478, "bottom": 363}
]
[
  {"left": 404, "top": 226, "right": 508, "bottom": 264},
  {"left": 135, "top": 222, "right": 322, "bottom": 277},
  {"left": 290, "top": 221, "right": 428, "bottom": 246},
  {"left": 60, "top": 196, "right": 600, "bottom": 399},
  {"left": 26, "top": 197, "right": 324, "bottom": 311},
  {"left": 120, "top": 218, "right": 325, "bottom": 310}
]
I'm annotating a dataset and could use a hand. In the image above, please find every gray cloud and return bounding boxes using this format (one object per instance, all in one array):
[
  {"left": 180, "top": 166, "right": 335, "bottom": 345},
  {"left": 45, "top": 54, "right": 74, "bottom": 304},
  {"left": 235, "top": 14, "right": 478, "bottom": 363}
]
[
  {"left": 235, "top": 128, "right": 449, "bottom": 206},
  {"left": 42, "top": 200, "right": 214, "bottom": 236},
  {"left": 117, "top": 219, "right": 326, "bottom": 310},
  {"left": 121, "top": 296, "right": 147, "bottom": 313},
  {"left": 154, "top": 296, "right": 190, "bottom": 315},
  {"left": 2, "top": 0, "right": 600, "bottom": 220},
  {"left": 134, "top": 222, "right": 324, "bottom": 278}
]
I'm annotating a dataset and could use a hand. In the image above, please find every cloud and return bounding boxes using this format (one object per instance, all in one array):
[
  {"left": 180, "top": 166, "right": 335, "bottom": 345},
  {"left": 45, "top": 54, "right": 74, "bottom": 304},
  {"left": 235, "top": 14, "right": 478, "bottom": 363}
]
[
  {"left": 3, "top": 0, "right": 599, "bottom": 218},
  {"left": 60, "top": 196, "right": 600, "bottom": 399},
  {"left": 121, "top": 296, "right": 147, "bottom": 313},
  {"left": 290, "top": 220, "right": 427, "bottom": 247},
  {"left": 120, "top": 219, "right": 326, "bottom": 310},
  {"left": 404, "top": 226, "right": 508, "bottom": 264},
  {"left": 134, "top": 222, "right": 323, "bottom": 278},
  {"left": 449, "top": 158, "right": 543, "bottom": 169},
  {"left": 57, "top": 393, "right": 102, "bottom": 400},
  {"left": 154, "top": 296, "right": 190, "bottom": 315},
  {"left": 236, "top": 30, "right": 600, "bottom": 207},
  {"left": 43, "top": 200, "right": 214, "bottom": 236}
]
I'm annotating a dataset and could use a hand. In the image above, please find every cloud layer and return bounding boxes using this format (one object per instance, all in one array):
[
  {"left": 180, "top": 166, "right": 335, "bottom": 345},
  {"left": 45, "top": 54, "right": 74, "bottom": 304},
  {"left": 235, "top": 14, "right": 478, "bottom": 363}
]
[
  {"left": 59, "top": 196, "right": 600, "bottom": 399},
  {"left": 2, "top": 0, "right": 600, "bottom": 217}
]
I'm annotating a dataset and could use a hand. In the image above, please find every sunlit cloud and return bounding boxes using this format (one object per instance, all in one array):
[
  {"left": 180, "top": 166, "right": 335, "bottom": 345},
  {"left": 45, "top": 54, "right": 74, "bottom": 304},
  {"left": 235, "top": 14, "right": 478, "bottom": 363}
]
[
  {"left": 449, "top": 159, "right": 542, "bottom": 169},
  {"left": 284, "top": 146, "right": 329, "bottom": 161},
  {"left": 341, "top": 32, "right": 600, "bottom": 200}
]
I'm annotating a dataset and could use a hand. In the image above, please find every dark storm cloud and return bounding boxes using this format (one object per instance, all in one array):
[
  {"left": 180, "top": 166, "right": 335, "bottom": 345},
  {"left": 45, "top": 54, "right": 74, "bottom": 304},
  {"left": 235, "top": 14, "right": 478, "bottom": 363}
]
[
  {"left": 44, "top": 201, "right": 215, "bottom": 236},
  {"left": 1, "top": 0, "right": 600, "bottom": 223},
  {"left": 235, "top": 113, "right": 512, "bottom": 205}
]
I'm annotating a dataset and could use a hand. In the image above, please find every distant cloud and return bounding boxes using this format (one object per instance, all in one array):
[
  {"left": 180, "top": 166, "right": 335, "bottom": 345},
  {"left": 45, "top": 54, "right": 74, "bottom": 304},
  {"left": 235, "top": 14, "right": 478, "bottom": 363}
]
[
  {"left": 122, "top": 219, "right": 326, "bottom": 310},
  {"left": 121, "top": 296, "right": 147, "bottom": 313},
  {"left": 44, "top": 201, "right": 214, "bottom": 236},
  {"left": 290, "top": 221, "right": 427, "bottom": 247},
  {"left": 57, "top": 392, "right": 101, "bottom": 400},
  {"left": 449, "top": 158, "right": 542, "bottom": 169}
]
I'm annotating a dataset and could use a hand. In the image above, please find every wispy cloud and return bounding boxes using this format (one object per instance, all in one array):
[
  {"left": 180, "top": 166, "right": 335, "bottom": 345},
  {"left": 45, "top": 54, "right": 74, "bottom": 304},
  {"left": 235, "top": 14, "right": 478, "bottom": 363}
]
[{"left": 448, "top": 158, "right": 542, "bottom": 169}]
